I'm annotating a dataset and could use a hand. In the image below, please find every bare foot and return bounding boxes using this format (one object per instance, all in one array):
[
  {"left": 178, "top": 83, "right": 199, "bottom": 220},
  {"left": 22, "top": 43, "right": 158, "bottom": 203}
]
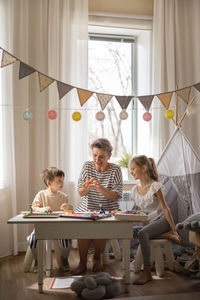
[
  {"left": 133, "top": 270, "right": 152, "bottom": 285},
  {"left": 92, "top": 259, "right": 103, "bottom": 272},
  {"left": 71, "top": 264, "right": 86, "bottom": 275},
  {"left": 162, "top": 232, "right": 181, "bottom": 244}
]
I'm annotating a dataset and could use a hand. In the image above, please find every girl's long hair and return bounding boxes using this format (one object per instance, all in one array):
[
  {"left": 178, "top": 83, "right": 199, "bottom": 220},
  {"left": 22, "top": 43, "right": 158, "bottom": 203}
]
[{"left": 129, "top": 155, "right": 158, "bottom": 181}]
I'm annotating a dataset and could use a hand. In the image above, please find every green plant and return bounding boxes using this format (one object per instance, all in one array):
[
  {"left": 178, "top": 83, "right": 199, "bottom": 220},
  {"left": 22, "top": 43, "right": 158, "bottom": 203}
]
[{"left": 117, "top": 152, "right": 132, "bottom": 168}]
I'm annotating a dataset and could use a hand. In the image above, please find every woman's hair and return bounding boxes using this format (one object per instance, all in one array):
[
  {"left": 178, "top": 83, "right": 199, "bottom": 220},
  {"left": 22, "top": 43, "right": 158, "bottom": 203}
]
[
  {"left": 129, "top": 155, "right": 158, "bottom": 181},
  {"left": 91, "top": 138, "right": 113, "bottom": 154},
  {"left": 40, "top": 167, "right": 65, "bottom": 186}
]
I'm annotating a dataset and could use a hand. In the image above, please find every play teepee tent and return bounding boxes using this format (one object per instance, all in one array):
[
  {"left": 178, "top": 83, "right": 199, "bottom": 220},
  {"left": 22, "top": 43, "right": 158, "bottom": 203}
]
[{"left": 157, "top": 127, "right": 200, "bottom": 244}]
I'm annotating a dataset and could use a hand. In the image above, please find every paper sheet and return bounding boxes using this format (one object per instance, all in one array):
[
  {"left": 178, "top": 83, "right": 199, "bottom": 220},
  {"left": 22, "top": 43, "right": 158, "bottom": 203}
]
[{"left": 50, "top": 276, "right": 81, "bottom": 289}]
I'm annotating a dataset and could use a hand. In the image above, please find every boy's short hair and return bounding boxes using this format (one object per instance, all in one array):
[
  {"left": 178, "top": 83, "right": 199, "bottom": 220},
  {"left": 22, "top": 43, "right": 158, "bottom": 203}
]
[{"left": 40, "top": 167, "right": 65, "bottom": 186}]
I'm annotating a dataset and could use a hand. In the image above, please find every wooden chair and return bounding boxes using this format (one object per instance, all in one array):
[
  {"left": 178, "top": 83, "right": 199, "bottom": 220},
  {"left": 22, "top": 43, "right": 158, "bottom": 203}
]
[{"left": 24, "top": 240, "right": 63, "bottom": 275}]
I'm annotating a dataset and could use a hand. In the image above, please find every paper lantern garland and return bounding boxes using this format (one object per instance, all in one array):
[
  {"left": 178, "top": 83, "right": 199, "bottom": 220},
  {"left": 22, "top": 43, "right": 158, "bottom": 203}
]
[
  {"left": 21, "top": 107, "right": 178, "bottom": 124},
  {"left": 96, "top": 111, "right": 105, "bottom": 121},
  {"left": 119, "top": 110, "right": 128, "bottom": 120},
  {"left": 72, "top": 111, "right": 81, "bottom": 121},
  {"left": 143, "top": 112, "right": 152, "bottom": 122},
  {"left": 165, "top": 109, "right": 174, "bottom": 119},
  {"left": 23, "top": 110, "right": 32, "bottom": 121},
  {"left": 48, "top": 110, "right": 57, "bottom": 120}
]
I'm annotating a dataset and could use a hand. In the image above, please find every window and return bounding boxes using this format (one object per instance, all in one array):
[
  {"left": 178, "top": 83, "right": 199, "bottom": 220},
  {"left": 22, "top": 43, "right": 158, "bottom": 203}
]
[{"left": 87, "top": 26, "right": 152, "bottom": 161}]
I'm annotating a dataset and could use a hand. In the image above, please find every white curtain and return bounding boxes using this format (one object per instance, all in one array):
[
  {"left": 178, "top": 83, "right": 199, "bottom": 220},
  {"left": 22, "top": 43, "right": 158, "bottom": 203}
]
[
  {"left": 151, "top": 0, "right": 200, "bottom": 161},
  {"left": 0, "top": 0, "right": 88, "bottom": 257}
]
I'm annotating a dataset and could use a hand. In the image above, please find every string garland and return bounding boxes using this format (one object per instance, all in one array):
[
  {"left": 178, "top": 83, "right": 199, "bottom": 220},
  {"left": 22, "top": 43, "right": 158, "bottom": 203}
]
[{"left": 0, "top": 45, "right": 199, "bottom": 124}]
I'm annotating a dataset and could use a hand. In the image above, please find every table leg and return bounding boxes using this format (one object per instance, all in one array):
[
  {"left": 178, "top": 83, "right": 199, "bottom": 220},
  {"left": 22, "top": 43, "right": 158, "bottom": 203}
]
[
  {"left": 46, "top": 240, "right": 52, "bottom": 276},
  {"left": 122, "top": 239, "right": 130, "bottom": 284},
  {"left": 38, "top": 240, "right": 43, "bottom": 293}
]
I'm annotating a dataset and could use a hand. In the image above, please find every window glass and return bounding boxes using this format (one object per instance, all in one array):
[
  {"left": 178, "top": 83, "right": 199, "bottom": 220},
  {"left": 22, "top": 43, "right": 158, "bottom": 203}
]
[{"left": 88, "top": 36, "right": 134, "bottom": 160}]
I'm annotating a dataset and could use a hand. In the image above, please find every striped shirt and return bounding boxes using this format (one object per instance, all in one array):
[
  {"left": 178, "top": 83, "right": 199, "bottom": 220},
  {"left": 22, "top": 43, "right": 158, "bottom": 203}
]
[{"left": 76, "top": 161, "right": 122, "bottom": 212}]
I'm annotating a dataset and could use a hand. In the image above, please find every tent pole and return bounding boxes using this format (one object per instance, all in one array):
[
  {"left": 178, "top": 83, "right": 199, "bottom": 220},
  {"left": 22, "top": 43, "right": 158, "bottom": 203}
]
[
  {"left": 178, "top": 96, "right": 196, "bottom": 127},
  {"left": 175, "top": 84, "right": 178, "bottom": 125}
]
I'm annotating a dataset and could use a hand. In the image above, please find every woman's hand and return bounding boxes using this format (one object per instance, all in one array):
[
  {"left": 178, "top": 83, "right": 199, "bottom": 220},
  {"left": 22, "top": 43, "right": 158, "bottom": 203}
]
[
  {"left": 82, "top": 179, "right": 94, "bottom": 192},
  {"left": 60, "top": 202, "right": 70, "bottom": 211},
  {"left": 91, "top": 178, "right": 102, "bottom": 191}
]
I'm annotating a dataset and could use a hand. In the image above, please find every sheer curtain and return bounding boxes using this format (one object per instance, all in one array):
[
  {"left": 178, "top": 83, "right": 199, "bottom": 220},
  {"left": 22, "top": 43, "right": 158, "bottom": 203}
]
[
  {"left": 151, "top": 0, "right": 200, "bottom": 161},
  {"left": 0, "top": 0, "right": 88, "bottom": 257}
]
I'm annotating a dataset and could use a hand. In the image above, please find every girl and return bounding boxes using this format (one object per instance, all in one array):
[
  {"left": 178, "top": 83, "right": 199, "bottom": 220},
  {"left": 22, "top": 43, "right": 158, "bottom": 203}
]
[{"left": 129, "top": 155, "right": 180, "bottom": 285}]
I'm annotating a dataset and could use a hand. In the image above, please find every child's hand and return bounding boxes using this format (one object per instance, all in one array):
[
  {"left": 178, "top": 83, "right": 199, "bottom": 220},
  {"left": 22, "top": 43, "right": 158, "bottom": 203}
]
[
  {"left": 60, "top": 202, "right": 70, "bottom": 211},
  {"left": 40, "top": 206, "right": 52, "bottom": 212}
]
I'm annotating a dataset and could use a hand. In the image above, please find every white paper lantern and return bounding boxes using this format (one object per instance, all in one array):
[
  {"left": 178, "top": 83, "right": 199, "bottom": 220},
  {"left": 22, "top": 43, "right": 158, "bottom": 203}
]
[{"left": 96, "top": 111, "right": 105, "bottom": 121}]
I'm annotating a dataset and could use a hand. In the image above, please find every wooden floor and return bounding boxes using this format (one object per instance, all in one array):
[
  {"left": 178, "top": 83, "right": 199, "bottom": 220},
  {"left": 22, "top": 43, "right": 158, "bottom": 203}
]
[{"left": 0, "top": 249, "right": 200, "bottom": 300}]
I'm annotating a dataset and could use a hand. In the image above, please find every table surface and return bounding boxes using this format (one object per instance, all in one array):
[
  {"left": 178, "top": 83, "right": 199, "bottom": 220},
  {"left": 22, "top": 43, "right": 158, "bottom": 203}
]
[{"left": 8, "top": 213, "right": 147, "bottom": 224}]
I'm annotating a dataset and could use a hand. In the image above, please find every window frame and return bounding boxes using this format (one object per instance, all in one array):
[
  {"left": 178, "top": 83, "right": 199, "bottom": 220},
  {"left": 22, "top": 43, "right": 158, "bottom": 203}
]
[{"left": 88, "top": 30, "right": 138, "bottom": 156}]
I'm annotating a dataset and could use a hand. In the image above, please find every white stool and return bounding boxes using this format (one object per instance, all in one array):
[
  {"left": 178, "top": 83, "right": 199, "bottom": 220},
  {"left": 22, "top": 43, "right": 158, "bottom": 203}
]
[
  {"left": 24, "top": 240, "right": 59, "bottom": 275},
  {"left": 134, "top": 239, "right": 174, "bottom": 276}
]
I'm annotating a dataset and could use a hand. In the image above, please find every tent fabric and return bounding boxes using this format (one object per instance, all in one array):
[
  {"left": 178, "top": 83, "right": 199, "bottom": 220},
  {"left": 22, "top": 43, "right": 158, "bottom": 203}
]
[
  {"left": 158, "top": 128, "right": 200, "bottom": 177},
  {"left": 157, "top": 128, "right": 200, "bottom": 245}
]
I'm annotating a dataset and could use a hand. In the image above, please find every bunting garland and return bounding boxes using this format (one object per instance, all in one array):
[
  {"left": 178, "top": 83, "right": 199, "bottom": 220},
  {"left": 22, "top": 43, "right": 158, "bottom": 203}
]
[
  {"left": 19, "top": 62, "right": 36, "bottom": 79},
  {"left": 138, "top": 95, "right": 154, "bottom": 111},
  {"left": 77, "top": 88, "right": 93, "bottom": 106},
  {"left": 193, "top": 83, "right": 200, "bottom": 92},
  {"left": 176, "top": 87, "right": 191, "bottom": 104},
  {"left": 0, "top": 46, "right": 200, "bottom": 123},
  {"left": 38, "top": 73, "right": 54, "bottom": 92},
  {"left": 96, "top": 93, "right": 113, "bottom": 110},
  {"left": 157, "top": 92, "right": 173, "bottom": 109},
  {"left": 1, "top": 50, "right": 17, "bottom": 67},
  {"left": 57, "top": 81, "right": 74, "bottom": 100}
]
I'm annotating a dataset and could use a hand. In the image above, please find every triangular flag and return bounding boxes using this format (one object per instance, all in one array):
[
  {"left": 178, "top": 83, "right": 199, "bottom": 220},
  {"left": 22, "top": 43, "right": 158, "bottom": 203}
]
[
  {"left": 1, "top": 50, "right": 17, "bottom": 68},
  {"left": 38, "top": 73, "right": 54, "bottom": 92},
  {"left": 57, "top": 81, "right": 74, "bottom": 100},
  {"left": 96, "top": 93, "right": 113, "bottom": 110},
  {"left": 138, "top": 95, "right": 154, "bottom": 111},
  {"left": 77, "top": 88, "right": 93, "bottom": 106},
  {"left": 193, "top": 83, "right": 200, "bottom": 92},
  {"left": 19, "top": 62, "right": 36, "bottom": 79},
  {"left": 157, "top": 92, "right": 173, "bottom": 109},
  {"left": 115, "top": 96, "right": 133, "bottom": 110},
  {"left": 176, "top": 87, "right": 191, "bottom": 104}
]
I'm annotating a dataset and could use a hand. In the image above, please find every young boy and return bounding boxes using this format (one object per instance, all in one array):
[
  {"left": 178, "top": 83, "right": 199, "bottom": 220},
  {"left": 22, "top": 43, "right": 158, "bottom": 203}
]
[{"left": 26, "top": 167, "right": 72, "bottom": 272}]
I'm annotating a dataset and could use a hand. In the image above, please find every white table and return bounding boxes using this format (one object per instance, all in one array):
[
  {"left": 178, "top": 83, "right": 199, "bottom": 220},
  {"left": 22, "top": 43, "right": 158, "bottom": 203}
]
[{"left": 8, "top": 214, "right": 134, "bottom": 293}]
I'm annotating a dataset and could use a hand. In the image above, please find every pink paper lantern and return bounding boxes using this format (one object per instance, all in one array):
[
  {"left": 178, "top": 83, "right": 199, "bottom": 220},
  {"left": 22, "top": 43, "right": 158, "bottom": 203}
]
[
  {"left": 48, "top": 110, "right": 57, "bottom": 120},
  {"left": 143, "top": 112, "right": 152, "bottom": 122}
]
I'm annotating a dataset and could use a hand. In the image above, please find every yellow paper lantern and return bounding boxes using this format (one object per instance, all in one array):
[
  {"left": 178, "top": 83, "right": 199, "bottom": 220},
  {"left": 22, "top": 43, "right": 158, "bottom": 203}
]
[
  {"left": 165, "top": 109, "right": 174, "bottom": 119},
  {"left": 72, "top": 111, "right": 81, "bottom": 121}
]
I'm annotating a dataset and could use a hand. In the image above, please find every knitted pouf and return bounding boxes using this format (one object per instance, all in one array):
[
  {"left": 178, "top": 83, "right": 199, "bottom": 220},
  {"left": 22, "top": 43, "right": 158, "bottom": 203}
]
[{"left": 71, "top": 272, "right": 121, "bottom": 300}]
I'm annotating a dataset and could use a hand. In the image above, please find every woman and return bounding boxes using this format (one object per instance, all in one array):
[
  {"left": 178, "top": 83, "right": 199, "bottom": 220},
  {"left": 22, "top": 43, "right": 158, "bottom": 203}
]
[{"left": 71, "top": 138, "right": 122, "bottom": 275}]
